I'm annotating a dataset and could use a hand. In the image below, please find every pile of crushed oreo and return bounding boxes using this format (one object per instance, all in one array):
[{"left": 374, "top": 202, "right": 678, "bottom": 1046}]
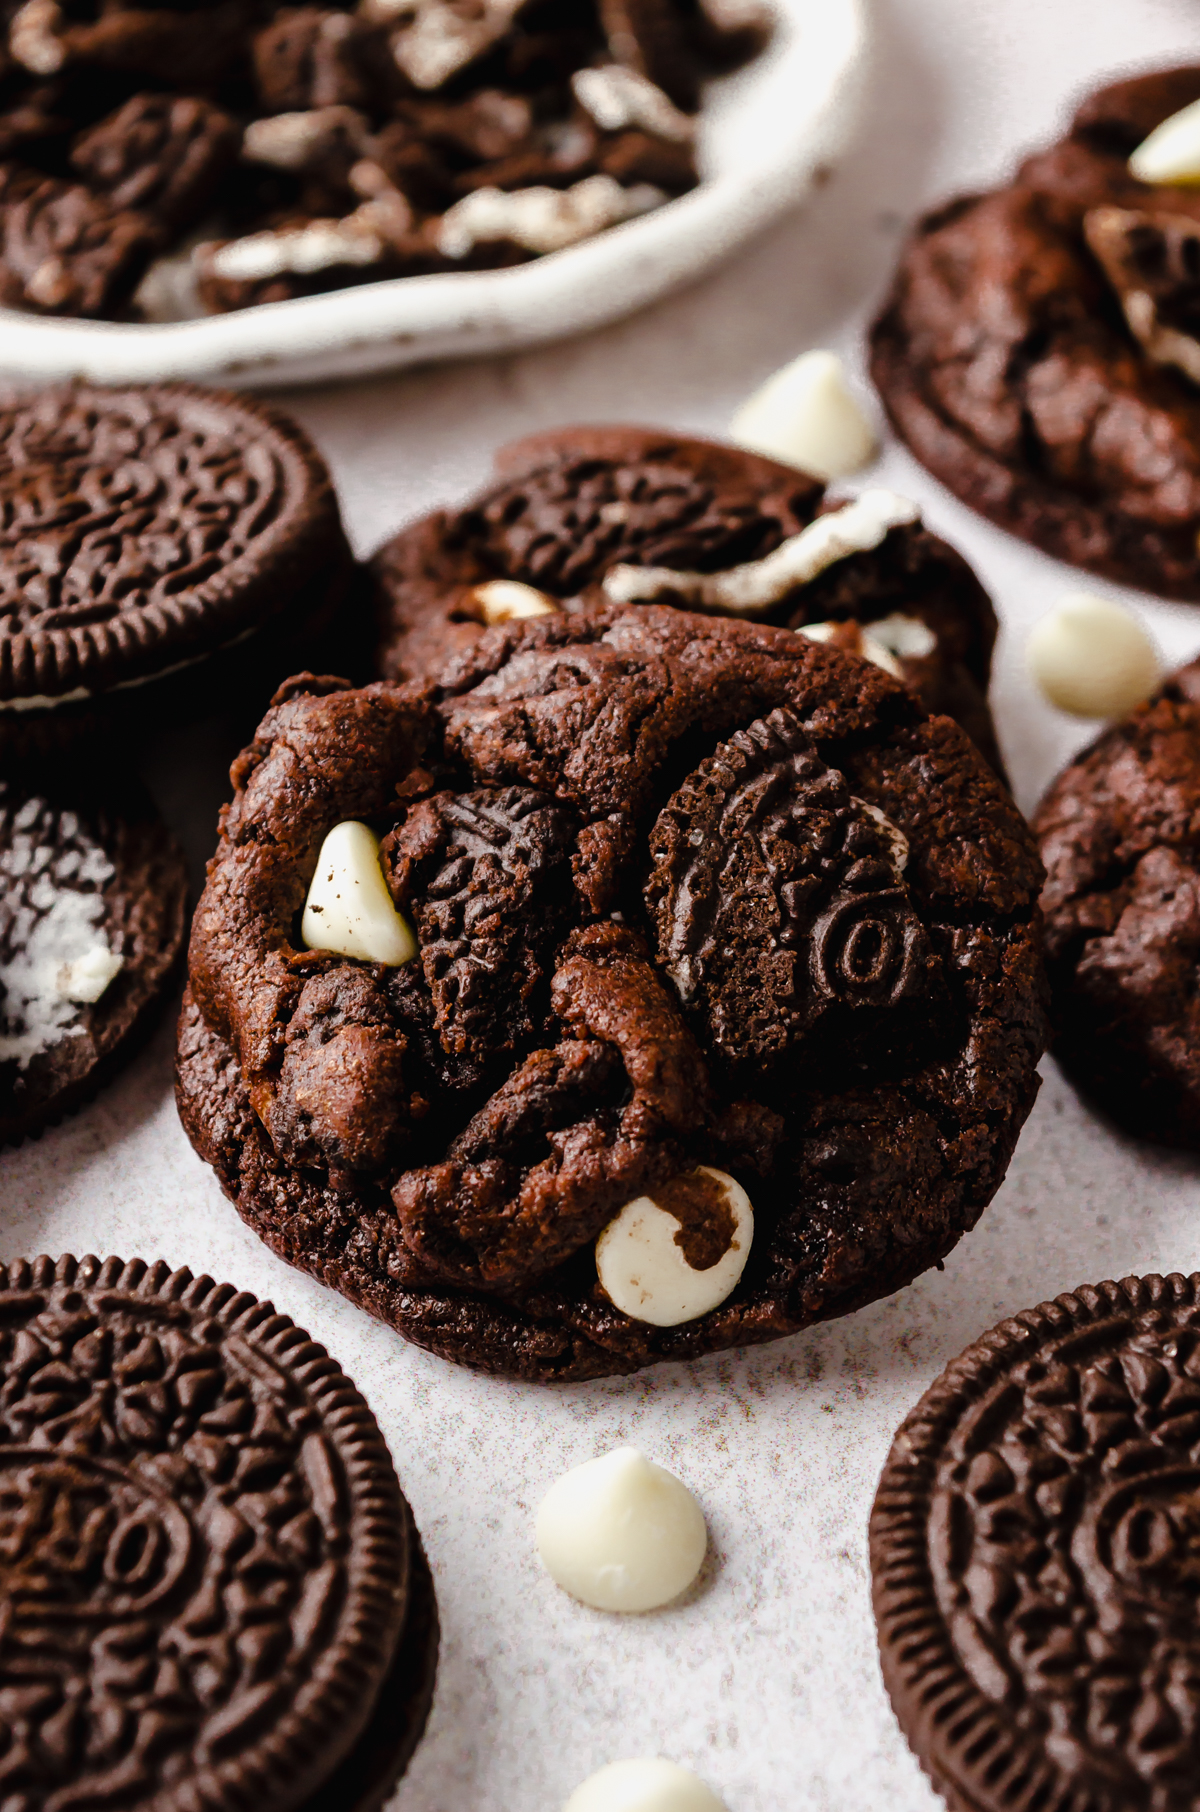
[{"left": 0, "top": 0, "right": 768, "bottom": 320}]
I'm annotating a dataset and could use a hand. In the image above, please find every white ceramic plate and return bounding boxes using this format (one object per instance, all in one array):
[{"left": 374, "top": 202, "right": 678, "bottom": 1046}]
[{"left": 0, "top": 0, "right": 868, "bottom": 389}]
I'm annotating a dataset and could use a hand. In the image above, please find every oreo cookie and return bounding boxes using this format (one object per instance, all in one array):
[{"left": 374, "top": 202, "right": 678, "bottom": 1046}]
[
  {"left": 369, "top": 425, "right": 1008, "bottom": 777},
  {"left": 0, "top": 1252, "right": 437, "bottom": 1810},
  {"left": 871, "top": 1273, "right": 1200, "bottom": 1812},
  {"left": 0, "top": 382, "right": 356, "bottom": 748},
  {"left": 0, "top": 767, "right": 187, "bottom": 1148},
  {"left": 176, "top": 606, "right": 1046, "bottom": 1381}
]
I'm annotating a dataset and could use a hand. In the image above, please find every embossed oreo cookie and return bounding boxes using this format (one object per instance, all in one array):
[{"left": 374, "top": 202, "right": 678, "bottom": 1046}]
[
  {"left": 871, "top": 1273, "right": 1200, "bottom": 1812},
  {"left": 1, "top": 766, "right": 188, "bottom": 1147},
  {"left": 871, "top": 66, "right": 1200, "bottom": 600},
  {"left": 370, "top": 425, "right": 1008, "bottom": 776},
  {"left": 0, "top": 382, "right": 355, "bottom": 745},
  {"left": 0, "top": 1252, "right": 437, "bottom": 1811},
  {"left": 176, "top": 606, "right": 1046, "bottom": 1381},
  {"left": 1035, "top": 657, "right": 1200, "bottom": 1149}
]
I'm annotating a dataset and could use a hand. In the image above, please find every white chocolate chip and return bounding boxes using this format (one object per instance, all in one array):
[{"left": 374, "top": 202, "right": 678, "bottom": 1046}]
[
  {"left": 473, "top": 579, "right": 558, "bottom": 624},
  {"left": 56, "top": 945, "right": 123, "bottom": 1003},
  {"left": 595, "top": 1166, "right": 752, "bottom": 1327},
  {"left": 437, "top": 174, "right": 665, "bottom": 258},
  {"left": 301, "top": 820, "right": 417, "bottom": 965},
  {"left": 730, "top": 349, "right": 878, "bottom": 480},
  {"left": 867, "top": 611, "right": 937, "bottom": 660},
  {"left": 563, "top": 1758, "right": 728, "bottom": 1812},
  {"left": 572, "top": 65, "right": 694, "bottom": 144},
  {"left": 1129, "top": 97, "right": 1200, "bottom": 186},
  {"left": 1026, "top": 593, "right": 1161, "bottom": 719},
  {"left": 604, "top": 491, "right": 920, "bottom": 617},
  {"left": 536, "top": 1447, "right": 707, "bottom": 1612},
  {"left": 795, "top": 620, "right": 903, "bottom": 680}
]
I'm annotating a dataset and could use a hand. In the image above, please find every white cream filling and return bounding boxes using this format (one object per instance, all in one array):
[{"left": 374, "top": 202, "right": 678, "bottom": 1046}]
[
  {"left": 204, "top": 215, "right": 386, "bottom": 282},
  {"left": 242, "top": 107, "right": 369, "bottom": 172},
  {"left": 9, "top": 0, "right": 64, "bottom": 74},
  {"left": 388, "top": 0, "right": 524, "bottom": 90},
  {"left": 437, "top": 174, "right": 665, "bottom": 258},
  {"left": 0, "top": 624, "right": 258, "bottom": 713},
  {"left": 0, "top": 833, "right": 121, "bottom": 1067},
  {"left": 602, "top": 489, "right": 921, "bottom": 616},
  {"left": 572, "top": 65, "right": 694, "bottom": 144}
]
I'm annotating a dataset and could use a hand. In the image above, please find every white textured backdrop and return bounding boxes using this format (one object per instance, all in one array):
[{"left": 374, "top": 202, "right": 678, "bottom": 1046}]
[{"left": 9, "top": 2, "right": 1200, "bottom": 1806}]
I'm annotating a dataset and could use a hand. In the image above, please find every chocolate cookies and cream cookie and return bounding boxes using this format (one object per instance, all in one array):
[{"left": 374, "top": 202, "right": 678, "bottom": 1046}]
[
  {"left": 0, "top": 382, "right": 354, "bottom": 743},
  {"left": 176, "top": 606, "right": 1047, "bottom": 1381},
  {"left": 872, "top": 66, "right": 1200, "bottom": 600},
  {"left": 872, "top": 1272, "right": 1200, "bottom": 1812},
  {"left": 1036, "top": 657, "right": 1200, "bottom": 1150},
  {"left": 0, "top": 766, "right": 187, "bottom": 1146},
  {"left": 0, "top": 0, "right": 767, "bottom": 320},
  {"left": 0, "top": 1252, "right": 438, "bottom": 1810},
  {"left": 370, "top": 424, "right": 1010, "bottom": 777}
]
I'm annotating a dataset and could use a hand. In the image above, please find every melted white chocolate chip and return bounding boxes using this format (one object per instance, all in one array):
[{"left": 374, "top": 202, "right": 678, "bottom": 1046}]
[
  {"left": 596, "top": 1166, "right": 752, "bottom": 1327},
  {"left": 301, "top": 821, "right": 417, "bottom": 965},
  {"left": 563, "top": 1759, "right": 729, "bottom": 1812},
  {"left": 1026, "top": 594, "right": 1160, "bottom": 719},
  {"left": 536, "top": 1447, "right": 707, "bottom": 1612},
  {"left": 730, "top": 349, "right": 878, "bottom": 480},
  {"left": 603, "top": 491, "right": 920, "bottom": 617},
  {"left": 1129, "top": 98, "right": 1200, "bottom": 186},
  {"left": 473, "top": 579, "right": 558, "bottom": 625}
]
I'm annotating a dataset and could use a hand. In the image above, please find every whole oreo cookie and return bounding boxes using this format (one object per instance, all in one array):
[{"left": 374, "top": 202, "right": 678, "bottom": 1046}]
[
  {"left": 0, "top": 382, "right": 355, "bottom": 747},
  {"left": 0, "top": 1252, "right": 437, "bottom": 1811},
  {"left": 1, "top": 766, "right": 188, "bottom": 1147},
  {"left": 177, "top": 606, "right": 1046, "bottom": 1381},
  {"left": 1035, "top": 657, "right": 1200, "bottom": 1148},
  {"left": 871, "top": 66, "right": 1200, "bottom": 600},
  {"left": 871, "top": 1272, "right": 1200, "bottom": 1812},
  {"left": 370, "top": 425, "right": 1008, "bottom": 777}
]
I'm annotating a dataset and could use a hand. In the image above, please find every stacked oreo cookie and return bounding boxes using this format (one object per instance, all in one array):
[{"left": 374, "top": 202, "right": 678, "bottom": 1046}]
[
  {"left": 0, "top": 0, "right": 767, "bottom": 321},
  {"left": 0, "top": 379, "right": 359, "bottom": 1147}
]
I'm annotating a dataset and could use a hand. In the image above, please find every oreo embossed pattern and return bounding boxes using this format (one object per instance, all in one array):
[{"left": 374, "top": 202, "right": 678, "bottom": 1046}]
[
  {"left": 0, "top": 1253, "right": 438, "bottom": 1812},
  {"left": 870, "top": 1274, "right": 1200, "bottom": 1812},
  {"left": 176, "top": 605, "right": 1047, "bottom": 1381},
  {"left": 0, "top": 382, "right": 353, "bottom": 741}
]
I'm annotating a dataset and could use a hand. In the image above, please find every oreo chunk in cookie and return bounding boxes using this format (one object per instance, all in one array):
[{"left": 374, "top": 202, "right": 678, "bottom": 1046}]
[
  {"left": 0, "top": 381, "right": 356, "bottom": 748},
  {"left": 0, "top": 1252, "right": 437, "bottom": 1809},
  {"left": 177, "top": 608, "right": 1047, "bottom": 1381},
  {"left": 871, "top": 1272, "right": 1200, "bottom": 1812},
  {"left": 0, "top": 768, "right": 187, "bottom": 1148},
  {"left": 1035, "top": 656, "right": 1200, "bottom": 1149},
  {"left": 370, "top": 425, "right": 1008, "bottom": 777},
  {"left": 871, "top": 65, "right": 1200, "bottom": 600}
]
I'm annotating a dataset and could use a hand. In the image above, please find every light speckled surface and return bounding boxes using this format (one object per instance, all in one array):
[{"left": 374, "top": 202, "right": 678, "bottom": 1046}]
[{"left": 7, "top": 3, "right": 1200, "bottom": 1807}]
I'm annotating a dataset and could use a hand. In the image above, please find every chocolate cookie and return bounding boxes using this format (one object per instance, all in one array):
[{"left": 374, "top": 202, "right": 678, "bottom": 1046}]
[
  {"left": 176, "top": 606, "right": 1047, "bottom": 1381},
  {"left": 370, "top": 424, "right": 1008, "bottom": 776},
  {"left": 0, "top": 1251, "right": 438, "bottom": 1810},
  {"left": 0, "top": 381, "right": 356, "bottom": 747},
  {"left": 1034, "top": 656, "right": 1200, "bottom": 1148},
  {"left": 871, "top": 1271, "right": 1200, "bottom": 1812},
  {"left": 871, "top": 66, "right": 1200, "bottom": 600},
  {"left": 0, "top": 766, "right": 187, "bottom": 1147}
]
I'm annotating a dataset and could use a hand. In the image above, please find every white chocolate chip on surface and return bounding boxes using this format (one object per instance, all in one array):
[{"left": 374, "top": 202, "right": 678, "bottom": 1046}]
[
  {"left": 536, "top": 1447, "right": 707, "bottom": 1613},
  {"left": 1026, "top": 593, "right": 1161, "bottom": 719},
  {"left": 1129, "top": 97, "right": 1200, "bottom": 186},
  {"left": 730, "top": 348, "right": 878, "bottom": 480},
  {"left": 563, "top": 1758, "right": 728, "bottom": 1812},
  {"left": 473, "top": 579, "right": 558, "bottom": 624},
  {"left": 595, "top": 1166, "right": 752, "bottom": 1327},
  {"left": 301, "top": 821, "right": 417, "bottom": 965}
]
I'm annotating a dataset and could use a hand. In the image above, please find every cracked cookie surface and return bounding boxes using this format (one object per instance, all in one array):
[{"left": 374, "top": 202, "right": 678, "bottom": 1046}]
[
  {"left": 178, "top": 604, "right": 1047, "bottom": 1381},
  {"left": 871, "top": 65, "right": 1200, "bottom": 599}
]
